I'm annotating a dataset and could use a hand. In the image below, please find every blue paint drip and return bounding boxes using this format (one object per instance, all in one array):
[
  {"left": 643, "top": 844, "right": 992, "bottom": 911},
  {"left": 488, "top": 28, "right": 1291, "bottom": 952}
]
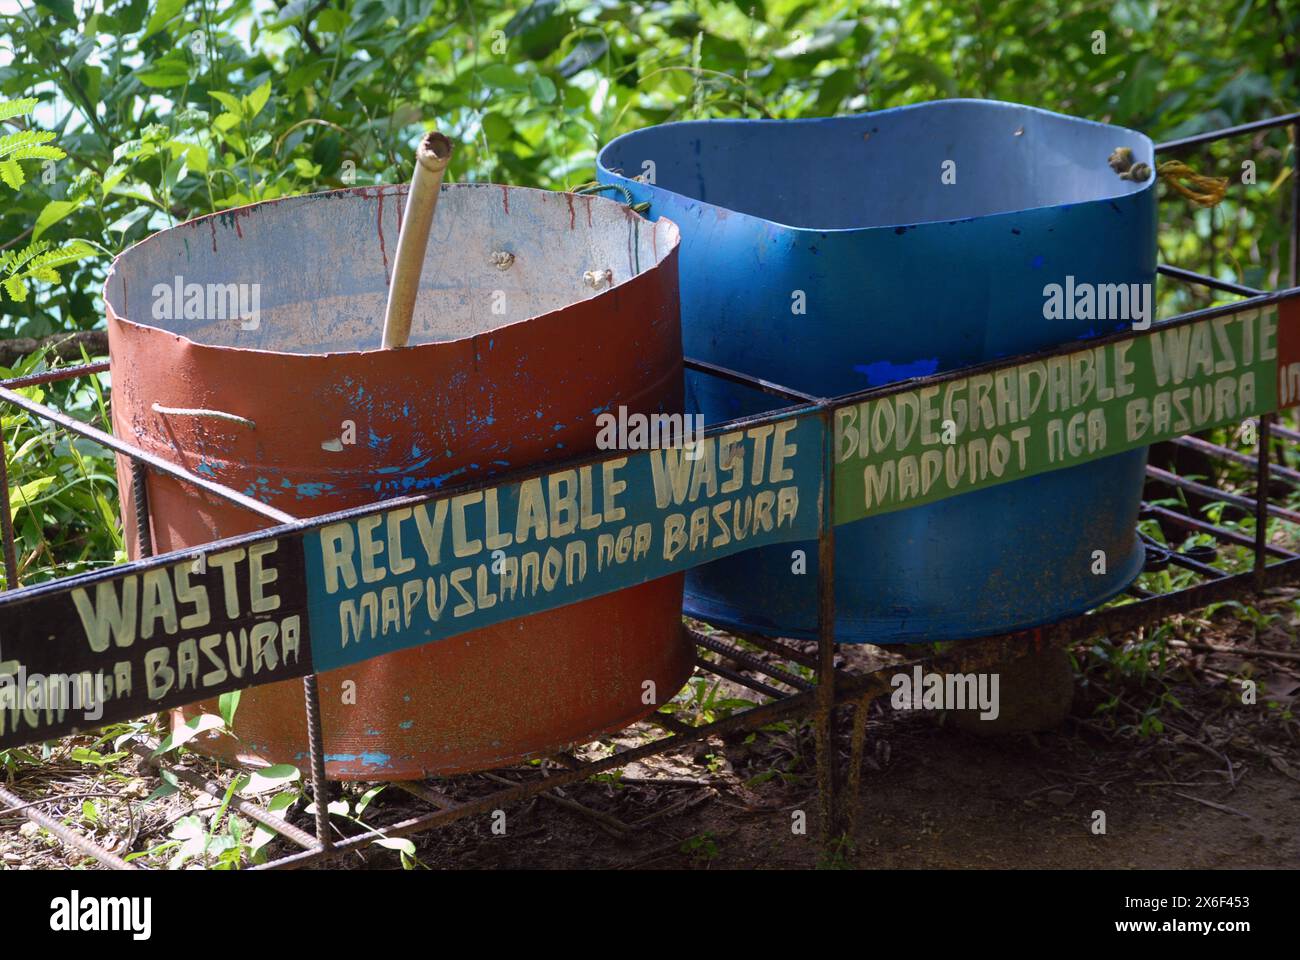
[{"left": 852, "top": 358, "right": 940, "bottom": 385}]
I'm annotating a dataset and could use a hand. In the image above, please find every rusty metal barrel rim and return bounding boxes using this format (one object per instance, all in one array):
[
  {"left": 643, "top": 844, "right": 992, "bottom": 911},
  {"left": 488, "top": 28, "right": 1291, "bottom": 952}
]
[{"left": 103, "top": 183, "right": 679, "bottom": 357}]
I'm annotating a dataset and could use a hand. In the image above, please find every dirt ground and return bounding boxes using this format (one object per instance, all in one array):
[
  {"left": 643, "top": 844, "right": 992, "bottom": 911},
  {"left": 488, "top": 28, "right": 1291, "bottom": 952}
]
[
  {"left": 390, "top": 651, "right": 1300, "bottom": 871},
  {"left": 4, "top": 593, "right": 1297, "bottom": 871}
]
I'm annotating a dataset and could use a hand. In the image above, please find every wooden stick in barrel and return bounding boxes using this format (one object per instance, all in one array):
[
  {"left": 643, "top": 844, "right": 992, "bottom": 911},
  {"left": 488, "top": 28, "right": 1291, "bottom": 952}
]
[{"left": 381, "top": 131, "right": 453, "bottom": 349}]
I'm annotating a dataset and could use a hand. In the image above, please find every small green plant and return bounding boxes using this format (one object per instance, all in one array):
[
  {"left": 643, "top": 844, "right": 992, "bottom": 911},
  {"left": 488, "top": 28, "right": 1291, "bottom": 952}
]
[
  {"left": 1, "top": 95, "right": 113, "bottom": 591},
  {"left": 1076, "top": 622, "right": 1185, "bottom": 736},
  {"left": 818, "top": 832, "right": 855, "bottom": 870},
  {"left": 680, "top": 831, "right": 719, "bottom": 862},
  {"left": 664, "top": 676, "right": 756, "bottom": 726},
  {"left": 0, "top": 98, "right": 95, "bottom": 303}
]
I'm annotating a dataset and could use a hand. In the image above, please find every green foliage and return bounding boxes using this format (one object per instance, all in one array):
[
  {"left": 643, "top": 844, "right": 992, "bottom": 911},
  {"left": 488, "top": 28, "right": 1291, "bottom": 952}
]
[
  {"left": 0, "top": 96, "right": 95, "bottom": 307},
  {"left": 0, "top": 96, "right": 63, "bottom": 189},
  {"left": 0, "top": 351, "right": 121, "bottom": 590},
  {"left": 2, "top": 0, "right": 1295, "bottom": 342},
  {"left": 1, "top": 238, "right": 95, "bottom": 302}
]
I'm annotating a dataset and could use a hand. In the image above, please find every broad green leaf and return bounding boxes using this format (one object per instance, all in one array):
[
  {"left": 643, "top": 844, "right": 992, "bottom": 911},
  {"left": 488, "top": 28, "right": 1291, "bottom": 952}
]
[
  {"left": 531, "top": 74, "right": 558, "bottom": 103},
  {"left": 317, "top": 8, "right": 349, "bottom": 32},
  {"left": 286, "top": 59, "right": 330, "bottom": 95},
  {"left": 147, "top": 769, "right": 182, "bottom": 802},
  {"left": 479, "top": 63, "right": 531, "bottom": 91},
  {"left": 245, "top": 80, "right": 272, "bottom": 119},
  {"left": 209, "top": 91, "right": 244, "bottom": 116},
  {"left": 7, "top": 476, "right": 56, "bottom": 521},
  {"left": 135, "top": 62, "right": 190, "bottom": 88},
  {"left": 185, "top": 143, "right": 209, "bottom": 174},
  {"left": 153, "top": 712, "right": 225, "bottom": 755},
  {"left": 32, "top": 199, "right": 80, "bottom": 241},
  {"left": 355, "top": 784, "right": 385, "bottom": 815},
  {"left": 249, "top": 790, "right": 299, "bottom": 856},
  {"left": 169, "top": 815, "right": 209, "bottom": 869},
  {"left": 218, "top": 689, "right": 240, "bottom": 727},
  {"left": 305, "top": 798, "right": 350, "bottom": 817},
  {"left": 143, "top": 0, "right": 185, "bottom": 39},
  {"left": 241, "top": 763, "right": 301, "bottom": 796}
]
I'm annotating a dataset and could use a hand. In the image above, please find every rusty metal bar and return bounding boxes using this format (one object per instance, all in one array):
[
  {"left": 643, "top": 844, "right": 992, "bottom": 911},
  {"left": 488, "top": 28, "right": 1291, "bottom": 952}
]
[
  {"left": 725, "top": 628, "right": 820, "bottom": 669},
  {"left": 301, "top": 674, "right": 333, "bottom": 852},
  {"left": 1155, "top": 111, "right": 1300, "bottom": 152},
  {"left": 646, "top": 711, "right": 696, "bottom": 736},
  {"left": 689, "top": 628, "right": 815, "bottom": 691},
  {"left": 1140, "top": 502, "right": 1297, "bottom": 559},
  {"left": 0, "top": 436, "right": 18, "bottom": 590},
  {"left": 815, "top": 407, "right": 838, "bottom": 844},
  {"left": 1146, "top": 464, "right": 1300, "bottom": 525},
  {"left": 1291, "top": 119, "right": 1299, "bottom": 287},
  {"left": 0, "top": 384, "right": 295, "bottom": 525},
  {"left": 843, "top": 693, "right": 876, "bottom": 837},
  {"left": 1271, "top": 421, "right": 1300, "bottom": 444},
  {"left": 131, "top": 461, "right": 153, "bottom": 558},
  {"left": 0, "top": 781, "right": 137, "bottom": 870},
  {"left": 695, "top": 655, "right": 785, "bottom": 700},
  {"left": 394, "top": 780, "right": 458, "bottom": 810},
  {"left": 1163, "top": 549, "right": 1227, "bottom": 580},
  {"left": 0, "top": 360, "right": 110, "bottom": 390},
  {"left": 1170, "top": 433, "right": 1300, "bottom": 485},
  {"left": 685, "top": 356, "right": 823, "bottom": 404},
  {"left": 1256, "top": 414, "right": 1273, "bottom": 587},
  {"left": 1157, "top": 264, "right": 1264, "bottom": 297}
]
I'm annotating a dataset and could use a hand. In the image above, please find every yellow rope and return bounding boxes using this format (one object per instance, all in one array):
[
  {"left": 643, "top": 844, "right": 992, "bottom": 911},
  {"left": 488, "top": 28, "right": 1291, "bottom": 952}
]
[
  {"left": 1107, "top": 146, "right": 1228, "bottom": 208},
  {"left": 1155, "top": 160, "right": 1229, "bottom": 208}
]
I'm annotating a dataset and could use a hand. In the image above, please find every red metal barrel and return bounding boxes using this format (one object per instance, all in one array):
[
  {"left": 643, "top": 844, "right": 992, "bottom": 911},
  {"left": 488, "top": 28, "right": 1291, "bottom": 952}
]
[{"left": 104, "top": 183, "right": 691, "bottom": 779}]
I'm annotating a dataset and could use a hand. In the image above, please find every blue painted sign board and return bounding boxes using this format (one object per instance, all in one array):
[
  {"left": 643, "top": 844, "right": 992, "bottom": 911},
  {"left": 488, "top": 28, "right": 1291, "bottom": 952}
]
[{"left": 0, "top": 415, "right": 825, "bottom": 746}]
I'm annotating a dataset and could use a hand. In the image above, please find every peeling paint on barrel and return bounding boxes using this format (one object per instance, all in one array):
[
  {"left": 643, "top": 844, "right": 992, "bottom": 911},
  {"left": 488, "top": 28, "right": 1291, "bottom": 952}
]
[{"left": 104, "top": 183, "right": 692, "bottom": 779}]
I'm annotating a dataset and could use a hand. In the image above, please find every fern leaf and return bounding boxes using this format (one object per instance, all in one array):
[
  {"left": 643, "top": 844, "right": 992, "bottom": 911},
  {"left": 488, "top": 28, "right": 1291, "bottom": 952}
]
[
  {"left": 0, "top": 97, "right": 39, "bottom": 122},
  {"left": 1, "top": 143, "right": 65, "bottom": 164},
  {"left": 1, "top": 275, "right": 28, "bottom": 302},
  {"left": 0, "top": 240, "right": 52, "bottom": 274},
  {"left": 22, "top": 240, "right": 95, "bottom": 273},
  {"left": 0, "top": 158, "right": 23, "bottom": 190},
  {"left": 0, "top": 129, "right": 59, "bottom": 158}
]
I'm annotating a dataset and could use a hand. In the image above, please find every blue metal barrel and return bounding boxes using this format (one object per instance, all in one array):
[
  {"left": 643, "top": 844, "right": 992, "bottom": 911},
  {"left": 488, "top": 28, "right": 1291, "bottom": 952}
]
[{"left": 598, "top": 100, "right": 1156, "bottom": 643}]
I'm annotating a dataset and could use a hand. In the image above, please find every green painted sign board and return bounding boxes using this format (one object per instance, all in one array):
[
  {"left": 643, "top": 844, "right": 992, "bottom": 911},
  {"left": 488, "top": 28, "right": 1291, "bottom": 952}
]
[{"left": 833, "top": 301, "right": 1300, "bottom": 526}]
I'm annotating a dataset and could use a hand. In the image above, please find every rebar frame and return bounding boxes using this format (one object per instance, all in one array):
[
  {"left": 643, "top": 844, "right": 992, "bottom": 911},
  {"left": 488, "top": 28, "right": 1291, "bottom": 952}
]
[{"left": 0, "top": 112, "right": 1297, "bottom": 869}]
